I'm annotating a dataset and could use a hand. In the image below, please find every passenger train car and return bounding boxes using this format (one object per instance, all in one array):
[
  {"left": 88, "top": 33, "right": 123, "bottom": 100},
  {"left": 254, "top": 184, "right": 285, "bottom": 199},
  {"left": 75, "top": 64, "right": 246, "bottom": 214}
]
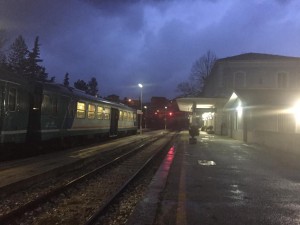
[{"left": 0, "top": 69, "right": 138, "bottom": 153}]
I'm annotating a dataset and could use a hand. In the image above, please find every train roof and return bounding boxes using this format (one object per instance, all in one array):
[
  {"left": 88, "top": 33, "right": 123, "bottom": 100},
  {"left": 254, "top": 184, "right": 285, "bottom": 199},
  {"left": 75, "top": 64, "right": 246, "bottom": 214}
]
[
  {"left": 0, "top": 69, "right": 31, "bottom": 87},
  {"left": 42, "top": 82, "right": 135, "bottom": 111}
]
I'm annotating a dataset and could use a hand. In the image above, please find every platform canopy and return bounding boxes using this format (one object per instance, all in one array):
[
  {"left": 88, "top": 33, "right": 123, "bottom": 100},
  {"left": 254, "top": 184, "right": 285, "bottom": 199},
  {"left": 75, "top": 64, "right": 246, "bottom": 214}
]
[{"left": 176, "top": 97, "right": 227, "bottom": 112}]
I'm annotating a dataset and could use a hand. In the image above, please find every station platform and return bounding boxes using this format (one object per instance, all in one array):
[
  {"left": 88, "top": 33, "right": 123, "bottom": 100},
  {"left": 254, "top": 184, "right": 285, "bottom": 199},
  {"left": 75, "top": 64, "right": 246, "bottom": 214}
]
[
  {"left": 127, "top": 131, "right": 226, "bottom": 225},
  {"left": 0, "top": 130, "right": 166, "bottom": 196}
]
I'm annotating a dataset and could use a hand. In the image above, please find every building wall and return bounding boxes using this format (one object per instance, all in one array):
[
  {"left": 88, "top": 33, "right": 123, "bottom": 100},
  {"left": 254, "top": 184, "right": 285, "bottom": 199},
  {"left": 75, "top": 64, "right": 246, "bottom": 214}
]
[
  {"left": 251, "top": 130, "right": 300, "bottom": 154},
  {"left": 203, "top": 54, "right": 300, "bottom": 153},
  {"left": 204, "top": 59, "right": 300, "bottom": 98}
]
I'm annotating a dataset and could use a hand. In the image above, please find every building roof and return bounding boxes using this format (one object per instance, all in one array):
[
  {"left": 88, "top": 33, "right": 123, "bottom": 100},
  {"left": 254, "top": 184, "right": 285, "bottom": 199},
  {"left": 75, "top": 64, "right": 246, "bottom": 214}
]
[
  {"left": 218, "top": 53, "right": 300, "bottom": 62},
  {"left": 176, "top": 97, "right": 227, "bottom": 112}
]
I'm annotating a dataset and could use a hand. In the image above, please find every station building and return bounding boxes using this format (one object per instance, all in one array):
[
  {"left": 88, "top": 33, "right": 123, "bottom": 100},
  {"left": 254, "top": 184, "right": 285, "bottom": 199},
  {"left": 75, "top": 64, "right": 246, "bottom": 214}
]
[{"left": 177, "top": 53, "right": 300, "bottom": 152}]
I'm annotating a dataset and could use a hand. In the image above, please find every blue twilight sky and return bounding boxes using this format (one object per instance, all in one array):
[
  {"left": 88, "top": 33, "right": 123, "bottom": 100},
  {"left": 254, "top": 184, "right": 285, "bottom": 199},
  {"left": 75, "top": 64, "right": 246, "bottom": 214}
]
[{"left": 1, "top": 0, "right": 300, "bottom": 101}]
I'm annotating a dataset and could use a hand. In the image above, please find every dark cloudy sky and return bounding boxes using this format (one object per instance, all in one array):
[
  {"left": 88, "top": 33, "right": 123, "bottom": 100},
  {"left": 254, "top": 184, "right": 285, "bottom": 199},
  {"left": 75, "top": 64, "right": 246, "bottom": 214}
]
[{"left": 1, "top": 0, "right": 300, "bottom": 101}]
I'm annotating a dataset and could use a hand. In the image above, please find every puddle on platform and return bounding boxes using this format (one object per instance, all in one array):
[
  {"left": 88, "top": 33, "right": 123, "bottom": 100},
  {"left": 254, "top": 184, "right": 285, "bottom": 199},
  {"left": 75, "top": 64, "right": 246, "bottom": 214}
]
[{"left": 198, "top": 160, "right": 216, "bottom": 166}]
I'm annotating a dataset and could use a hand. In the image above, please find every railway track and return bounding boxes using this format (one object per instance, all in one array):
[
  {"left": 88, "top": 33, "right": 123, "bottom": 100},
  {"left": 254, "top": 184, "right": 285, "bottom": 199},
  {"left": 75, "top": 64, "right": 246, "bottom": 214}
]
[{"left": 0, "top": 132, "right": 177, "bottom": 225}]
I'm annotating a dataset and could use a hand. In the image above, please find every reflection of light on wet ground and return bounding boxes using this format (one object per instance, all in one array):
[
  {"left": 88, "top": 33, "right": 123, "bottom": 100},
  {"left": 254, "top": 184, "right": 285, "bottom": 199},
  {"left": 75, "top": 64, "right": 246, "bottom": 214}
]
[
  {"left": 229, "top": 184, "right": 246, "bottom": 202},
  {"left": 198, "top": 160, "right": 216, "bottom": 166}
]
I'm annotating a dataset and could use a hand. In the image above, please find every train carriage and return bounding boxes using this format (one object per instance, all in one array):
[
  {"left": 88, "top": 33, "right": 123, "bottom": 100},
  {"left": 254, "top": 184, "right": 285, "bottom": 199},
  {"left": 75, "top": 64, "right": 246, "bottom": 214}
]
[
  {"left": 0, "top": 70, "right": 32, "bottom": 144},
  {"left": 39, "top": 82, "right": 138, "bottom": 142},
  {"left": 0, "top": 71, "right": 138, "bottom": 154}
]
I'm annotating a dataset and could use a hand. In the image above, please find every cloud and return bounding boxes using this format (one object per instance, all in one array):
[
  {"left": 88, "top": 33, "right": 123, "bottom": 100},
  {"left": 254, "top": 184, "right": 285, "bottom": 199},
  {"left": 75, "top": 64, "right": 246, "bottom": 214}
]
[{"left": 1, "top": 0, "right": 300, "bottom": 100}]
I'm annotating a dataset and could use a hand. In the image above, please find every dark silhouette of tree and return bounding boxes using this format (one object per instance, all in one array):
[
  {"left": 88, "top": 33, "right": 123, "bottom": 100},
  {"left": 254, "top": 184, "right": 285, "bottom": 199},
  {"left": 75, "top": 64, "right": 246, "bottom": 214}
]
[
  {"left": 49, "top": 76, "right": 55, "bottom": 82},
  {"left": 177, "top": 50, "right": 217, "bottom": 97},
  {"left": 0, "top": 29, "right": 7, "bottom": 70},
  {"left": 63, "top": 72, "right": 70, "bottom": 87},
  {"left": 74, "top": 79, "right": 88, "bottom": 92},
  {"left": 0, "top": 29, "right": 7, "bottom": 50},
  {"left": 7, "top": 35, "right": 29, "bottom": 76},
  {"left": 26, "top": 36, "right": 48, "bottom": 81},
  {"left": 87, "top": 77, "right": 98, "bottom": 96},
  {"left": 176, "top": 82, "right": 193, "bottom": 97},
  {"left": 0, "top": 54, "right": 7, "bottom": 71}
]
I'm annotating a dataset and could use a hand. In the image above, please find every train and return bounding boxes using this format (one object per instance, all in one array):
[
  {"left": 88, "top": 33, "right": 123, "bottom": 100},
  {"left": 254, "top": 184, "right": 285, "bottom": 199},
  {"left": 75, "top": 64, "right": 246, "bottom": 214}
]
[{"left": 0, "top": 69, "right": 138, "bottom": 156}]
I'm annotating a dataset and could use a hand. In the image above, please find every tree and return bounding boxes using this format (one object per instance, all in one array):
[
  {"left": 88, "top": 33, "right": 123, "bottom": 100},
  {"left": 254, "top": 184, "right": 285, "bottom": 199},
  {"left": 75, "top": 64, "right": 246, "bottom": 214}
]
[
  {"left": 74, "top": 79, "right": 88, "bottom": 92},
  {"left": 87, "top": 77, "right": 98, "bottom": 96},
  {"left": 26, "top": 36, "right": 48, "bottom": 81},
  {"left": 63, "top": 72, "right": 70, "bottom": 87},
  {"left": 0, "top": 53, "right": 7, "bottom": 71},
  {"left": 176, "top": 82, "right": 193, "bottom": 97},
  {"left": 0, "top": 29, "right": 7, "bottom": 50},
  {"left": 0, "top": 29, "right": 7, "bottom": 70},
  {"left": 177, "top": 50, "right": 217, "bottom": 97},
  {"left": 7, "top": 35, "right": 29, "bottom": 75}
]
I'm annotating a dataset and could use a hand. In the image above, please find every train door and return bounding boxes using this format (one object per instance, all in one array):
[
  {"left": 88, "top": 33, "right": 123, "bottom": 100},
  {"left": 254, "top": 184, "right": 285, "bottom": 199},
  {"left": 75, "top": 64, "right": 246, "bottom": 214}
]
[
  {"left": 26, "top": 83, "right": 43, "bottom": 143},
  {"left": 0, "top": 83, "right": 3, "bottom": 133},
  {"left": 1, "top": 82, "right": 30, "bottom": 143},
  {"left": 110, "top": 108, "right": 119, "bottom": 136}
]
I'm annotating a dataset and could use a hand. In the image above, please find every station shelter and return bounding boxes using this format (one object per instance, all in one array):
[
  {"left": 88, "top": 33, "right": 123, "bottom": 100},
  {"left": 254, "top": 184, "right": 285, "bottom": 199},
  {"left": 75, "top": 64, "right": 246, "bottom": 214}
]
[
  {"left": 177, "top": 90, "right": 300, "bottom": 154},
  {"left": 176, "top": 97, "right": 227, "bottom": 135}
]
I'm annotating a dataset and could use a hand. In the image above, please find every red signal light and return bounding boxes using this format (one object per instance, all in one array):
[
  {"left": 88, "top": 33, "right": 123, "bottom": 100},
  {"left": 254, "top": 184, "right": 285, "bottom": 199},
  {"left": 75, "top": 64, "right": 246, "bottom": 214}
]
[{"left": 169, "top": 112, "right": 173, "bottom": 116}]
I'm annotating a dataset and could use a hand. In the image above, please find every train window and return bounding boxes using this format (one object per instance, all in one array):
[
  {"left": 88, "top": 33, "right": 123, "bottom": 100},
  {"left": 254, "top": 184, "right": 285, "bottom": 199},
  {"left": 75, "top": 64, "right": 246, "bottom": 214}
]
[
  {"left": 128, "top": 112, "right": 132, "bottom": 121},
  {"left": 97, "top": 106, "right": 104, "bottom": 119},
  {"left": 104, "top": 107, "right": 110, "bottom": 120},
  {"left": 52, "top": 97, "right": 58, "bottom": 114},
  {"left": 8, "top": 87, "right": 17, "bottom": 111},
  {"left": 88, "top": 104, "right": 95, "bottom": 119},
  {"left": 42, "top": 95, "right": 51, "bottom": 114},
  {"left": 124, "top": 111, "right": 128, "bottom": 120},
  {"left": 0, "top": 86, "right": 2, "bottom": 116},
  {"left": 133, "top": 113, "right": 137, "bottom": 120},
  {"left": 77, "top": 102, "right": 86, "bottom": 118},
  {"left": 130, "top": 112, "right": 133, "bottom": 120},
  {"left": 119, "top": 110, "right": 123, "bottom": 120}
]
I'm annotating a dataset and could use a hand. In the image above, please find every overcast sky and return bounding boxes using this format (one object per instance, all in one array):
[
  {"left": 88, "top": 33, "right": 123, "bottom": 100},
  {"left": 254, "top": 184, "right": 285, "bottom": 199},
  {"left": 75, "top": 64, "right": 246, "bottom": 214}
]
[{"left": 1, "top": 0, "right": 300, "bottom": 101}]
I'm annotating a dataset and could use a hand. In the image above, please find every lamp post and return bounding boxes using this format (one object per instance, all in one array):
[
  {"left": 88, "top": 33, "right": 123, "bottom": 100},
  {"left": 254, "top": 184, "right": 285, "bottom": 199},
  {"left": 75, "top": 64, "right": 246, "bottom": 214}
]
[
  {"left": 138, "top": 83, "right": 143, "bottom": 134},
  {"left": 164, "top": 106, "right": 167, "bottom": 130},
  {"left": 144, "top": 106, "right": 147, "bottom": 129}
]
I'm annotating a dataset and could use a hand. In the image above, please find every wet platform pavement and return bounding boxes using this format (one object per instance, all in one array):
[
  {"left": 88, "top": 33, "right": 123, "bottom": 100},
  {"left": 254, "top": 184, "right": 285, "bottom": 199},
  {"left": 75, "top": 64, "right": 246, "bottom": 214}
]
[{"left": 128, "top": 131, "right": 300, "bottom": 225}]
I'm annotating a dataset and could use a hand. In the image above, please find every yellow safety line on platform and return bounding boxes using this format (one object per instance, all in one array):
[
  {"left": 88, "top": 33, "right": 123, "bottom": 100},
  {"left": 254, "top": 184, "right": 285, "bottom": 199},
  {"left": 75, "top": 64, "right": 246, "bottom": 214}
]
[{"left": 176, "top": 140, "right": 187, "bottom": 225}]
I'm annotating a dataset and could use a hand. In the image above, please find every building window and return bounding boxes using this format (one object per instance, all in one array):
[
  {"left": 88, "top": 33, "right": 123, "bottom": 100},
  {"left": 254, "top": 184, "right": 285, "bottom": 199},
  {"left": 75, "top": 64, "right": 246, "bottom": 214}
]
[
  {"left": 8, "top": 88, "right": 17, "bottom": 111},
  {"left": 234, "top": 72, "right": 246, "bottom": 88},
  {"left": 277, "top": 72, "right": 288, "bottom": 88},
  {"left": 77, "top": 102, "right": 86, "bottom": 118},
  {"left": 88, "top": 104, "right": 95, "bottom": 119}
]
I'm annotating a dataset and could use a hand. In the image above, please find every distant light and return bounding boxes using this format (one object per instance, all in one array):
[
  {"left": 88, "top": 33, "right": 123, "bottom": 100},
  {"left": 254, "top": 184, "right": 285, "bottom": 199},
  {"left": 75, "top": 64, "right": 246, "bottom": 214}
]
[
  {"left": 169, "top": 112, "right": 173, "bottom": 116},
  {"left": 138, "top": 83, "right": 143, "bottom": 88},
  {"left": 128, "top": 98, "right": 132, "bottom": 102},
  {"left": 202, "top": 112, "right": 214, "bottom": 120},
  {"left": 196, "top": 104, "right": 214, "bottom": 109}
]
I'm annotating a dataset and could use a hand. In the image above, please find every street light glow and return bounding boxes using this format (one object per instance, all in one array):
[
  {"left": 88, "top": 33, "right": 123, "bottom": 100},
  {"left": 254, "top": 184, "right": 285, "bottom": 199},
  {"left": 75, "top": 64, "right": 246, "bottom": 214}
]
[
  {"left": 138, "top": 83, "right": 143, "bottom": 134},
  {"left": 292, "top": 100, "right": 300, "bottom": 123}
]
